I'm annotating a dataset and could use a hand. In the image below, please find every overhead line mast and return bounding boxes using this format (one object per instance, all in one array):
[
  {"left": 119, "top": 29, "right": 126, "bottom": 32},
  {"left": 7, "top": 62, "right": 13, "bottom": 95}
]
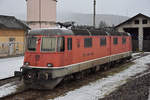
[{"left": 93, "top": 0, "right": 96, "bottom": 28}]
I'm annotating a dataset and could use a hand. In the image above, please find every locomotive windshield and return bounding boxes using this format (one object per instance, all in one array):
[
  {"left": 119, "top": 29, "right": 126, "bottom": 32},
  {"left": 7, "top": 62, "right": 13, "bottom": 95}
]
[
  {"left": 27, "top": 37, "right": 37, "bottom": 51},
  {"left": 41, "top": 37, "right": 65, "bottom": 52},
  {"left": 27, "top": 36, "right": 65, "bottom": 52},
  {"left": 41, "top": 37, "right": 57, "bottom": 52}
]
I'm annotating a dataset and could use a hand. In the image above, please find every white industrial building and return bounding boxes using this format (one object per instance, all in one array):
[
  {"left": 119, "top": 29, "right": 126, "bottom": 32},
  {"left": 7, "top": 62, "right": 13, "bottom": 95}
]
[{"left": 115, "top": 13, "right": 150, "bottom": 52}]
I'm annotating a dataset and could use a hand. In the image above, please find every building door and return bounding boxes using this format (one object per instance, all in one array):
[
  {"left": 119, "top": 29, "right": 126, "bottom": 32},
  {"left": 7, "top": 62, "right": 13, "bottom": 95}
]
[
  {"left": 9, "top": 38, "right": 15, "bottom": 55},
  {"left": 124, "top": 28, "right": 139, "bottom": 51},
  {"left": 143, "top": 27, "right": 150, "bottom": 51},
  {"left": 65, "top": 37, "right": 73, "bottom": 65}
]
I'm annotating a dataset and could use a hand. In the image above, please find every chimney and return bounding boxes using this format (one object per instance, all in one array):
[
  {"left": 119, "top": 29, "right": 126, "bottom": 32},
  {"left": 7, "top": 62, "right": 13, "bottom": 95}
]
[{"left": 26, "top": 0, "right": 57, "bottom": 29}]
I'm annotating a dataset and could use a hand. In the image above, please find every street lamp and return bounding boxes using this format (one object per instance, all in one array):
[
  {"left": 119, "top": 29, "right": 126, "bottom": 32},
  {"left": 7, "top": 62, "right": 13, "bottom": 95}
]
[{"left": 93, "top": 0, "right": 96, "bottom": 28}]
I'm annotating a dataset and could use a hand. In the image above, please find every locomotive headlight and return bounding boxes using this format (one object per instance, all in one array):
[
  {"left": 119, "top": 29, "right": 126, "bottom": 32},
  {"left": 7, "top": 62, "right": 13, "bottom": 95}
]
[
  {"left": 47, "top": 63, "right": 53, "bottom": 67},
  {"left": 24, "top": 62, "right": 30, "bottom": 65}
]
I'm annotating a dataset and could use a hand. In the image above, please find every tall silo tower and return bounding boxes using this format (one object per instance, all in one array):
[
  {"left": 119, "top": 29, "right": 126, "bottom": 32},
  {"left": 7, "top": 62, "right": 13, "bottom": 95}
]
[{"left": 26, "top": 0, "right": 57, "bottom": 29}]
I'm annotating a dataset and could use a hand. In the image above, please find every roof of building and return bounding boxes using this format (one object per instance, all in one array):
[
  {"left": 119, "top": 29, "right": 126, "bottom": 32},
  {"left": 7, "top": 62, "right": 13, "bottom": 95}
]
[
  {"left": 0, "top": 15, "right": 30, "bottom": 30},
  {"left": 115, "top": 13, "right": 150, "bottom": 28}
]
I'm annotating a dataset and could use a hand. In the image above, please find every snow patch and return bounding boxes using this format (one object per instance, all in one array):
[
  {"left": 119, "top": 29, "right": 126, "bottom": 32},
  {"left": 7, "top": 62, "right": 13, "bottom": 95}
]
[
  {"left": 132, "top": 52, "right": 141, "bottom": 56},
  {"left": 0, "top": 82, "right": 17, "bottom": 98},
  {"left": 0, "top": 56, "right": 24, "bottom": 79}
]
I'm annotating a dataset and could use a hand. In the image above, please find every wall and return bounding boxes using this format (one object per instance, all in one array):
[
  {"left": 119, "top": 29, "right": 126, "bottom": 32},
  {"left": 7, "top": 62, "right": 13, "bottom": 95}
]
[{"left": 0, "top": 29, "right": 25, "bottom": 56}]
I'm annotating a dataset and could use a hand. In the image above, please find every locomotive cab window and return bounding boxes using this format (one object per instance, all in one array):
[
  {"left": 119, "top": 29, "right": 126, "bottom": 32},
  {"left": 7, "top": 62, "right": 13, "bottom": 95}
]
[
  {"left": 57, "top": 37, "right": 65, "bottom": 52},
  {"left": 41, "top": 37, "right": 56, "bottom": 52},
  {"left": 27, "top": 37, "right": 37, "bottom": 51},
  {"left": 113, "top": 37, "right": 118, "bottom": 45},
  {"left": 67, "top": 38, "right": 72, "bottom": 50},
  {"left": 84, "top": 38, "right": 92, "bottom": 48},
  {"left": 122, "top": 37, "right": 126, "bottom": 44},
  {"left": 100, "top": 37, "right": 106, "bottom": 46}
]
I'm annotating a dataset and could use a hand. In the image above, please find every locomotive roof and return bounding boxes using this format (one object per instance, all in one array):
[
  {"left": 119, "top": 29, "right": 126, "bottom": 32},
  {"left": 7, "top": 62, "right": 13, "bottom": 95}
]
[
  {"left": 28, "top": 28, "right": 74, "bottom": 36},
  {"left": 28, "top": 28, "right": 130, "bottom": 36}
]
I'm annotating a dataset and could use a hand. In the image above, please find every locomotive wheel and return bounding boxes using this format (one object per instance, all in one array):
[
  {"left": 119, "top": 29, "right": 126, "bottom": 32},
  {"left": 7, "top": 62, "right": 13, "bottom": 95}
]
[{"left": 23, "top": 70, "right": 37, "bottom": 81}]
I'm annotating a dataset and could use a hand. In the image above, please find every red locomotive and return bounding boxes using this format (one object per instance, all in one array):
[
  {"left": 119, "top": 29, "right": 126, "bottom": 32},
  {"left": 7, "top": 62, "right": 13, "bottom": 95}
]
[{"left": 15, "top": 28, "right": 132, "bottom": 89}]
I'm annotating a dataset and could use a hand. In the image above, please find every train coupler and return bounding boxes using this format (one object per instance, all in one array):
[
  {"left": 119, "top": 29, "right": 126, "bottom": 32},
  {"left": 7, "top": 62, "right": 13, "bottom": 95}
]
[{"left": 14, "top": 71, "right": 22, "bottom": 77}]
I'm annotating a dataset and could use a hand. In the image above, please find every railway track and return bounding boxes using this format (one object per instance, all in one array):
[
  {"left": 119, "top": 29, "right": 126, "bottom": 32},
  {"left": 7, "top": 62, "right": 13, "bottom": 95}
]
[
  {"left": 0, "top": 52, "right": 149, "bottom": 100},
  {"left": 0, "top": 76, "right": 19, "bottom": 87}
]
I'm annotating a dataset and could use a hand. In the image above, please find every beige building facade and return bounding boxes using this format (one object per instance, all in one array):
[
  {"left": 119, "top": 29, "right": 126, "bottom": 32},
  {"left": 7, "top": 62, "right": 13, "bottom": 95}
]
[
  {"left": 0, "top": 29, "right": 25, "bottom": 55},
  {"left": 26, "top": 0, "right": 57, "bottom": 29},
  {"left": 0, "top": 15, "right": 30, "bottom": 56},
  {"left": 115, "top": 13, "right": 150, "bottom": 51}
]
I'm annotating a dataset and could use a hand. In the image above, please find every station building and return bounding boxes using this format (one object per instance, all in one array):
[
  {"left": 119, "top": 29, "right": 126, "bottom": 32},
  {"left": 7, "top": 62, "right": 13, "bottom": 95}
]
[
  {"left": 0, "top": 15, "right": 30, "bottom": 56},
  {"left": 115, "top": 13, "right": 150, "bottom": 52}
]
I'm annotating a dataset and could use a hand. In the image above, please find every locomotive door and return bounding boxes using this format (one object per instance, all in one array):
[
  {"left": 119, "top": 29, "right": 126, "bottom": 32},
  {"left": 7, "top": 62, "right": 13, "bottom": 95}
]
[
  {"left": 65, "top": 37, "right": 73, "bottom": 65},
  {"left": 122, "top": 37, "right": 126, "bottom": 51}
]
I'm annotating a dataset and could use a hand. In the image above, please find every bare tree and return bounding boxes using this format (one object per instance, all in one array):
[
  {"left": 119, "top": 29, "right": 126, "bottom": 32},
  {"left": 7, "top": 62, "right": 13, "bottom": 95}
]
[{"left": 99, "top": 21, "right": 107, "bottom": 28}]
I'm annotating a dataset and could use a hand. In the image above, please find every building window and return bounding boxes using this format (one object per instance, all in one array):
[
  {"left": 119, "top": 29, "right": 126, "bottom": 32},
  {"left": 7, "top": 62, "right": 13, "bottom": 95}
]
[
  {"left": 122, "top": 37, "right": 126, "bottom": 44},
  {"left": 84, "top": 38, "right": 92, "bottom": 48},
  {"left": 100, "top": 37, "right": 106, "bottom": 46},
  {"left": 9, "top": 38, "right": 15, "bottom": 42},
  {"left": 142, "top": 19, "right": 148, "bottom": 24},
  {"left": 67, "top": 38, "right": 72, "bottom": 50},
  {"left": 113, "top": 37, "right": 118, "bottom": 45},
  {"left": 134, "top": 20, "right": 139, "bottom": 24}
]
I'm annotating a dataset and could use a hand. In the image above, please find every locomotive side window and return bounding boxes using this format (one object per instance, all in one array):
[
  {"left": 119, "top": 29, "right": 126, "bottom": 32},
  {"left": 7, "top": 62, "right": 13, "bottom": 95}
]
[
  {"left": 113, "top": 37, "right": 118, "bottom": 45},
  {"left": 27, "top": 37, "right": 37, "bottom": 51},
  {"left": 57, "top": 37, "right": 65, "bottom": 52},
  {"left": 122, "top": 37, "right": 126, "bottom": 44},
  {"left": 77, "top": 39, "right": 80, "bottom": 48},
  {"left": 100, "top": 37, "right": 106, "bottom": 46},
  {"left": 67, "top": 38, "right": 72, "bottom": 50},
  {"left": 41, "top": 37, "right": 56, "bottom": 52},
  {"left": 84, "top": 38, "right": 92, "bottom": 48}
]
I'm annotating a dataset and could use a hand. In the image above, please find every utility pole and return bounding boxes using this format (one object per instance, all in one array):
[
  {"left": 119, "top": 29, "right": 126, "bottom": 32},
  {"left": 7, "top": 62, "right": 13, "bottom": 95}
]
[{"left": 93, "top": 0, "right": 96, "bottom": 28}]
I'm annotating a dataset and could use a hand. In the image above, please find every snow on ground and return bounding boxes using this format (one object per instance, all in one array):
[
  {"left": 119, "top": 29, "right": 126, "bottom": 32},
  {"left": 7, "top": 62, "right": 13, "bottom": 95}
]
[
  {"left": 0, "top": 57, "right": 24, "bottom": 79},
  {"left": 52, "top": 54, "right": 150, "bottom": 100},
  {"left": 0, "top": 82, "right": 17, "bottom": 98},
  {"left": 132, "top": 52, "right": 141, "bottom": 56}
]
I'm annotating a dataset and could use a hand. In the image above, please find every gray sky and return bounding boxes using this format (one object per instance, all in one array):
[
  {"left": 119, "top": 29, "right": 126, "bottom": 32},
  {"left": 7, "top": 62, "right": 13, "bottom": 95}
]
[{"left": 0, "top": 0, "right": 150, "bottom": 20}]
